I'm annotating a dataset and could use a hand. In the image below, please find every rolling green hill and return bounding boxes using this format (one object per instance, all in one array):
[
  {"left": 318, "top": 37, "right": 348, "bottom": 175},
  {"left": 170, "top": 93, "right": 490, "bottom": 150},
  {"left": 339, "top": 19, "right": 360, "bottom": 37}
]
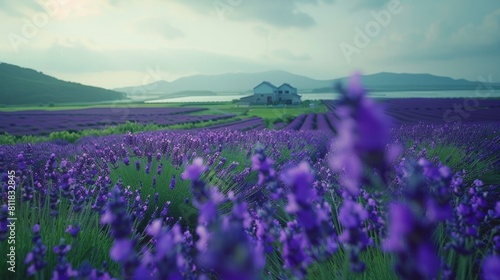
[{"left": 0, "top": 63, "right": 126, "bottom": 105}]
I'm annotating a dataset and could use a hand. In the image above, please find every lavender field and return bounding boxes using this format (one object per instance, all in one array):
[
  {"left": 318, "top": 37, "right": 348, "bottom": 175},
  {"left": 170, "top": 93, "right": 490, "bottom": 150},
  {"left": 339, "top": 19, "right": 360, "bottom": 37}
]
[
  {"left": 0, "top": 108, "right": 237, "bottom": 136},
  {"left": 1, "top": 76, "right": 500, "bottom": 280},
  {"left": 323, "top": 99, "right": 500, "bottom": 125}
]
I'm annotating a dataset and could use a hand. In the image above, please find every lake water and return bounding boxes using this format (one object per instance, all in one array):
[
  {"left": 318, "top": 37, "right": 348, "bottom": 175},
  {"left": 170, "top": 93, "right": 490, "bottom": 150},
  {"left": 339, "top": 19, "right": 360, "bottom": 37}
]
[{"left": 145, "top": 90, "right": 500, "bottom": 103}]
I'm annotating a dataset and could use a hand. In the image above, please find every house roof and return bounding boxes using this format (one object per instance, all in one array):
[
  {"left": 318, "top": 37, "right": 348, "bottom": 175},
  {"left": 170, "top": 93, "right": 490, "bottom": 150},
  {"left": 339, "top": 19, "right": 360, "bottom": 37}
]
[
  {"left": 253, "top": 81, "right": 277, "bottom": 89},
  {"left": 239, "top": 95, "right": 254, "bottom": 101},
  {"left": 278, "top": 83, "right": 297, "bottom": 90}
]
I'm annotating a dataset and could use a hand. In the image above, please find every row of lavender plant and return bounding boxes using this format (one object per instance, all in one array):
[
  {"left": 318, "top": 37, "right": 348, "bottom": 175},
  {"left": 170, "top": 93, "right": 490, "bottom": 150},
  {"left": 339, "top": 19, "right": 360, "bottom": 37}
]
[
  {"left": 315, "top": 113, "right": 334, "bottom": 134},
  {"left": 299, "top": 113, "right": 316, "bottom": 131},
  {"left": 283, "top": 114, "right": 306, "bottom": 130},
  {"left": 0, "top": 113, "right": 236, "bottom": 136},
  {"left": 194, "top": 117, "right": 265, "bottom": 132},
  {"left": 284, "top": 113, "right": 336, "bottom": 133}
]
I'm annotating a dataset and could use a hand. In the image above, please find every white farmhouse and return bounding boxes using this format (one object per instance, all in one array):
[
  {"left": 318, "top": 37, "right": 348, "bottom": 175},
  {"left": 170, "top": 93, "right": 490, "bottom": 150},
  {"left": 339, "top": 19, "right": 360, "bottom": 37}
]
[
  {"left": 277, "top": 83, "right": 297, "bottom": 95},
  {"left": 239, "top": 81, "right": 301, "bottom": 105}
]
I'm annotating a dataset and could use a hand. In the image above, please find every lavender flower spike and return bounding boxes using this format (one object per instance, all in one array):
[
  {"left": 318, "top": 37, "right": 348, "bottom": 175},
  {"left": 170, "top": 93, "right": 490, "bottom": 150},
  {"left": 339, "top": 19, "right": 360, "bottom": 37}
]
[
  {"left": 25, "top": 224, "right": 47, "bottom": 276},
  {"left": 482, "top": 255, "right": 500, "bottom": 280},
  {"left": 329, "top": 72, "right": 393, "bottom": 196},
  {"left": 181, "top": 157, "right": 207, "bottom": 181}
]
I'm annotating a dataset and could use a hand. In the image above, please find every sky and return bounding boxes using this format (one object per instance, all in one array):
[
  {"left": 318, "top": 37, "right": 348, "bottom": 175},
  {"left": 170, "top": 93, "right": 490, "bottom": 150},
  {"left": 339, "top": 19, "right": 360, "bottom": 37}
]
[{"left": 0, "top": 0, "right": 499, "bottom": 89}]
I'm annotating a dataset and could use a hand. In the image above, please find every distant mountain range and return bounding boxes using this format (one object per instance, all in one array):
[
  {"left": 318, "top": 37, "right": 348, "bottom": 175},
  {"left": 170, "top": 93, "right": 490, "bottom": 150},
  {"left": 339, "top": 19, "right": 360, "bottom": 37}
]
[
  {"left": 0, "top": 63, "right": 126, "bottom": 105},
  {"left": 116, "top": 70, "right": 329, "bottom": 96},
  {"left": 116, "top": 70, "right": 499, "bottom": 97},
  {"left": 2, "top": 63, "right": 498, "bottom": 105},
  {"left": 323, "top": 72, "right": 496, "bottom": 92}
]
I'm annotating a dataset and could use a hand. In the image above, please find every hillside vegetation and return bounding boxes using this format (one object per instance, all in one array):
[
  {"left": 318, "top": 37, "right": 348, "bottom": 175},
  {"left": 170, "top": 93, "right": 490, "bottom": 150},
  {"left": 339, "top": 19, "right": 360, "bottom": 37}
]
[{"left": 0, "top": 63, "right": 126, "bottom": 105}]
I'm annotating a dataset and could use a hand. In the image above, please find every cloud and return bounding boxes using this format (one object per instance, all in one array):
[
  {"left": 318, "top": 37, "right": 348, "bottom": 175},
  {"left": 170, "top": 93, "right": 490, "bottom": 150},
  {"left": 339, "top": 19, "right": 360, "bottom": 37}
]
[
  {"left": 252, "top": 25, "right": 270, "bottom": 37},
  {"left": 0, "top": 0, "right": 107, "bottom": 19},
  {"left": 136, "top": 18, "right": 184, "bottom": 40},
  {"left": 378, "top": 8, "right": 500, "bottom": 61},
  {"left": 177, "top": 0, "right": 334, "bottom": 28},
  {"left": 339, "top": 0, "right": 390, "bottom": 10},
  {"left": 0, "top": 1, "right": 40, "bottom": 16},
  {"left": 449, "top": 9, "right": 500, "bottom": 51},
  {"left": 271, "top": 49, "right": 311, "bottom": 61},
  {"left": 9, "top": 39, "right": 266, "bottom": 75}
]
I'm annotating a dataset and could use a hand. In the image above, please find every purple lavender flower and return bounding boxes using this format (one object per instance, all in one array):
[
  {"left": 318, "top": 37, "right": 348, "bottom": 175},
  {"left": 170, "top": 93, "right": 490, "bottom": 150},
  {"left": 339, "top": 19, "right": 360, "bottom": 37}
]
[
  {"left": 182, "top": 158, "right": 211, "bottom": 207},
  {"left": 0, "top": 205, "right": 7, "bottom": 241},
  {"left": 110, "top": 239, "right": 133, "bottom": 262},
  {"left": 280, "top": 221, "right": 311, "bottom": 277},
  {"left": 252, "top": 147, "right": 281, "bottom": 200},
  {"left": 25, "top": 224, "right": 47, "bottom": 276},
  {"left": 146, "top": 219, "right": 162, "bottom": 236},
  {"left": 130, "top": 192, "right": 147, "bottom": 223},
  {"left": 156, "top": 163, "right": 162, "bottom": 175},
  {"left": 44, "top": 153, "right": 57, "bottom": 180},
  {"left": 49, "top": 186, "right": 60, "bottom": 217},
  {"left": 181, "top": 157, "right": 207, "bottom": 181},
  {"left": 101, "top": 185, "right": 132, "bottom": 239},
  {"left": 473, "top": 179, "right": 483, "bottom": 187},
  {"left": 123, "top": 157, "right": 130, "bottom": 166},
  {"left": 101, "top": 186, "right": 139, "bottom": 277},
  {"left": 198, "top": 200, "right": 218, "bottom": 225},
  {"left": 255, "top": 203, "right": 280, "bottom": 254},
  {"left": 495, "top": 201, "right": 500, "bottom": 218},
  {"left": 281, "top": 162, "right": 337, "bottom": 258},
  {"left": 77, "top": 261, "right": 92, "bottom": 279},
  {"left": 169, "top": 174, "right": 176, "bottom": 190},
  {"left": 154, "top": 192, "right": 159, "bottom": 205},
  {"left": 148, "top": 227, "right": 183, "bottom": 279},
  {"left": 362, "top": 191, "right": 385, "bottom": 236},
  {"left": 58, "top": 173, "right": 73, "bottom": 199},
  {"left": 91, "top": 188, "right": 109, "bottom": 214},
  {"left": 482, "top": 255, "right": 500, "bottom": 280},
  {"left": 22, "top": 184, "right": 35, "bottom": 202},
  {"left": 281, "top": 162, "right": 315, "bottom": 207},
  {"left": 17, "top": 152, "right": 27, "bottom": 172},
  {"left": 338, "top": 199, "right": 371, "bottom": 272},
  {"left": 252, "top": 148, "right": 276, "bottom": 185},
  {"left": 457, "top": 200, "right": 479, "bottom": 237},
  {"left": 383, "top": 203, "right": 414, "bottom": 252},
  {"left": 198, "top": 200, "right": 265, "bottom": 280},
  {"left": 72, "top": 191, "right": 85, "bottom": 213},
  {"left": 65, "top": 224, "right": 80, "bottom": 238},
  {"left": 160, "top": 201, "right": 171, "bottom": 222},
  {"left": 492, "top": 235, "right": 500, "bottom": 254},
  {"left": 152, "top": 175, "right": 157, "bottom": 189},
  {"left": 51, "top": 241, "right": 77, "bottom": 280},
  {"left": 329, "top": 72, "right": 393, "bottom": 196},
  {"left": 383, "top": 203, "right": 440, "bottom": 279},
  {"left": 77, "top": 261, "right": 113, "bottom": 280}
]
